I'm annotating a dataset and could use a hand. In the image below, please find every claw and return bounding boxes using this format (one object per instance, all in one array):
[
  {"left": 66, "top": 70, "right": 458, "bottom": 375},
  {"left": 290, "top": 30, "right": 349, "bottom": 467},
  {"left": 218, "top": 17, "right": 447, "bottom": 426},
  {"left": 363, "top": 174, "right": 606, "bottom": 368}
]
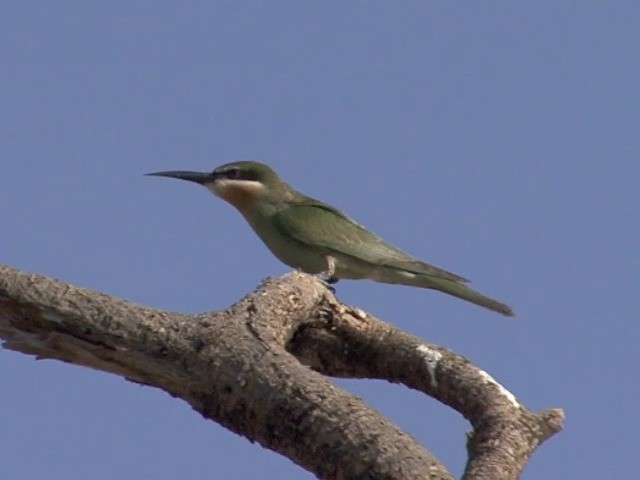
[{"left": 315, "top": 273, "right": 337, "bottom": 293}]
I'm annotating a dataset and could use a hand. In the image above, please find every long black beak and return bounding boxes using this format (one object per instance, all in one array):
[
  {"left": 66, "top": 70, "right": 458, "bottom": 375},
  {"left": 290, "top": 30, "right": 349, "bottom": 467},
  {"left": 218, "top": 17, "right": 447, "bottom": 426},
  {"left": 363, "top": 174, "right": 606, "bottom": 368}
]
[{"left": 145, "top": 170, "right": 211, "bottom": 185}]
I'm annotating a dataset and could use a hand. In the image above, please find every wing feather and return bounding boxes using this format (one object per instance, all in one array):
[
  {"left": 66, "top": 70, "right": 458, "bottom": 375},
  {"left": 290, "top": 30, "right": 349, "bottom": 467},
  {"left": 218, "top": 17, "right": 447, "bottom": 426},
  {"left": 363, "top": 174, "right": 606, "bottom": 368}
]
[{"left": 272, "top": 203, "right": 469, "bottom": 283}]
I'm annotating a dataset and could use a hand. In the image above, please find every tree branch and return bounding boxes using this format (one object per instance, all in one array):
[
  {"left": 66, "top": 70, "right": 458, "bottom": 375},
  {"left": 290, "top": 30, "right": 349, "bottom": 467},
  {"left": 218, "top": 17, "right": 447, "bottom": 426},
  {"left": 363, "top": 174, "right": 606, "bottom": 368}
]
[{"left": 0, "top": 264, "right": 562, "bottom": 479}]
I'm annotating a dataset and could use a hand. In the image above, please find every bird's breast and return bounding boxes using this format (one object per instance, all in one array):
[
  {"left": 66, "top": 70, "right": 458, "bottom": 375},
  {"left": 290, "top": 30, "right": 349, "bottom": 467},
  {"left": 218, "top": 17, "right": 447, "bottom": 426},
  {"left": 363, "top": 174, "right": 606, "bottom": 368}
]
[{"left": 241, "top": 213, "right": 328, "bottom": 274}]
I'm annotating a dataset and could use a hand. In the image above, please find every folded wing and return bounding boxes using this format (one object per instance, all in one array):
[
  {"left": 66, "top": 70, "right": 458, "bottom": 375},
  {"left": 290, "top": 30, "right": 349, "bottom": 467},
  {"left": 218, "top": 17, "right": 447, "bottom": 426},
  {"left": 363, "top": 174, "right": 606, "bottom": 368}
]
[{"left": 272, "top": 202, "right": 469, "bottom": 283}]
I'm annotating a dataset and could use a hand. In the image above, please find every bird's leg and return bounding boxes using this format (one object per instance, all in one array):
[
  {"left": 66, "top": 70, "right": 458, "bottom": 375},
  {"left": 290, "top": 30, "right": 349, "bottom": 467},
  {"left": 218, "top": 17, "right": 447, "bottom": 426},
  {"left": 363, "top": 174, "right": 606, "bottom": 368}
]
[
  {"left": 316, "top": 256, "right": 339, "bottom": 290},
  {"left": 318, "top": 256, "right": 338, "bottom": 283}
]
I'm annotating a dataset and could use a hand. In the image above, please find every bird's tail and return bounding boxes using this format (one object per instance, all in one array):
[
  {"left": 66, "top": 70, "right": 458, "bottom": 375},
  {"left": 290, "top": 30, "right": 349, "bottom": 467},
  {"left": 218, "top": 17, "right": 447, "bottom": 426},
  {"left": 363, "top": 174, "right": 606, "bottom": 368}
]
[{"left": 406, "top": 274, "right": 515, "bottom": 317}]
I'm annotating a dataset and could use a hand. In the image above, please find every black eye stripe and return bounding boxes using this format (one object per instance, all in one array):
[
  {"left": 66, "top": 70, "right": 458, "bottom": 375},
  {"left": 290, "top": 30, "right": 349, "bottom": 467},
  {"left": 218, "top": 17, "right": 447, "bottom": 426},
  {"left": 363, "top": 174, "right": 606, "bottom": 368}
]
[
  {"left": 227, "top": 167, "right": 241, "bottom": 179},
  {"left": 212, "top": 167, "right": 260, "bottom": 182},
  {"left": 239, "top": 170, "right": 260, "bottom": 181}
]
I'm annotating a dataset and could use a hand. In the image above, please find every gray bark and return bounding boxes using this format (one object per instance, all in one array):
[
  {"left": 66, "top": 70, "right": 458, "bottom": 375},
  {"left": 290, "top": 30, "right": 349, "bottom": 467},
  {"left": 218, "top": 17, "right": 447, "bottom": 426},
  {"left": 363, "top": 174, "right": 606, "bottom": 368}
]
[{"left": 0, "top": 265, "right": 563, "bottom": 479}]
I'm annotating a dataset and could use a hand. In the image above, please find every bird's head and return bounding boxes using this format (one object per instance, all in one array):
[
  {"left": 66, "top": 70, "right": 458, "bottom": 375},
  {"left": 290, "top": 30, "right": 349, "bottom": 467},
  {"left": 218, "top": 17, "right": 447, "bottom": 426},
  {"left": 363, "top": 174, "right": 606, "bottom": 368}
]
[{"left": 147, "top": 161, "right": 284, "bottom": 212}]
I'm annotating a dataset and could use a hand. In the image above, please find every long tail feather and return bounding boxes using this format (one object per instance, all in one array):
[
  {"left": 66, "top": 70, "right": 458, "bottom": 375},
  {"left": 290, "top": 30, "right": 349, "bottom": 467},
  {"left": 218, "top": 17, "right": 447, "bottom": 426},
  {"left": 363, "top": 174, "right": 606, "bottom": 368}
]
[
  {"left": 398, "top": 273, "right": 515, "bottom": 316},
  {"left": 428, "top": 277, "right": 515, "bottom": 316}
]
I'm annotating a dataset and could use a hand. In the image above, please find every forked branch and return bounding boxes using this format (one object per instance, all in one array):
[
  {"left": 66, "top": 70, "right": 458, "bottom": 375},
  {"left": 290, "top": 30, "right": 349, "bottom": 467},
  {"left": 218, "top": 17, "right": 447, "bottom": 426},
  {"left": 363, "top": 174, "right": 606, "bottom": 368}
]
[{"left": 0, "top": 265, "right": 562, "bottom": 479}]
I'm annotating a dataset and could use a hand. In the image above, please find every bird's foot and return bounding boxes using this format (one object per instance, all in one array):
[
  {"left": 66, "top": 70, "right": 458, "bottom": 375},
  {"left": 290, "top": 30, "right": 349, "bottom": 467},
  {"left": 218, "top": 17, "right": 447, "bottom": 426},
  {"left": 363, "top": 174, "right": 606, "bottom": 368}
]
[
  {"left": 315, "top": 256, "right": 338, "bottom": 292},
  {"left": 320, "top": 273, "right": 339, "bottom": 284},
  {"left": 315, "top": 272, "right": 339, "bottom": 292}
]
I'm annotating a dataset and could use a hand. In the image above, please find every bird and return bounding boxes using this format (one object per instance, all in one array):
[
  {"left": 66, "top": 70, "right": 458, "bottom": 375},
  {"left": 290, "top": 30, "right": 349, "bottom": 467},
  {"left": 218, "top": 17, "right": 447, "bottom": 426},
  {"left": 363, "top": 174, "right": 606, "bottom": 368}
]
[{"left": 147, "top": 161, "right": 514, "bottom": 316}]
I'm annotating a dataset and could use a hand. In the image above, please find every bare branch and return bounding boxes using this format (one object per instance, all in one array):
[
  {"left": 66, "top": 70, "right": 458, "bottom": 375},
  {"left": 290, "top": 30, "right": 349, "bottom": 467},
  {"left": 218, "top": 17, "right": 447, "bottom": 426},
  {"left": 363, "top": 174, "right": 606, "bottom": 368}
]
[
  {"left": 0, "top": 265, "right": 451, "bottom": 479},
  {"left": 0, "top": 264, "right": 563, "bottom": 479},
  {"left": 288, "top": 297, "right": 564, "bottom": 479}
]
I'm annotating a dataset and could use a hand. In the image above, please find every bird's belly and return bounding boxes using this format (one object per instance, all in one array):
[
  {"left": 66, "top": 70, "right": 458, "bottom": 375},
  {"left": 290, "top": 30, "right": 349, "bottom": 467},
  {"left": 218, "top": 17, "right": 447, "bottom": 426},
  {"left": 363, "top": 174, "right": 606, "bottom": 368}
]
[
  {"left": 258, "top": 232, "right": 371, "bottom": 278},
  {"left": 272, "top": 244, "right": 328, "bottom": 273},
  {"left": 284, "top": 248, "right": 374, "bottom": 280},
  {"left": 254, "top": 228, "right": 328, "bottom": 273},
  {"left": 247, "top": 216, "right": 373, "bottom": 278}
]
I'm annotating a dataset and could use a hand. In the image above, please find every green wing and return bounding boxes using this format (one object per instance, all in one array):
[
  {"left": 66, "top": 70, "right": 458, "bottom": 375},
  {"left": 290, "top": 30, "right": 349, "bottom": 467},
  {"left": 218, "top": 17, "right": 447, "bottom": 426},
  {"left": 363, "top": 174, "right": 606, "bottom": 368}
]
[{"left": 272, "top": 202, "right": 469, "bottom": 283}]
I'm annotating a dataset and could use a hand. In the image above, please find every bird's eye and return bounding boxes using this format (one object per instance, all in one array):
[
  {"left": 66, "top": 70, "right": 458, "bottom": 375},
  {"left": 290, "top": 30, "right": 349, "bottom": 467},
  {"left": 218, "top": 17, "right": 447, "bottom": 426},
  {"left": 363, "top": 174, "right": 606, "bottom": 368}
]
[{"left": 226, "top": 167, "right": 241, "bottom": 179}]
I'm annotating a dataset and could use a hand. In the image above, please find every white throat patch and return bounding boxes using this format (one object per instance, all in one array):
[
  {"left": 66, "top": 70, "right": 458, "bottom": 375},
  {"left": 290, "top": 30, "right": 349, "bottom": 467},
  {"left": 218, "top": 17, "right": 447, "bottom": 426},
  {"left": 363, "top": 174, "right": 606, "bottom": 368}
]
[{"left": 207, "top": 179, "right": 265, "bottom": 198}]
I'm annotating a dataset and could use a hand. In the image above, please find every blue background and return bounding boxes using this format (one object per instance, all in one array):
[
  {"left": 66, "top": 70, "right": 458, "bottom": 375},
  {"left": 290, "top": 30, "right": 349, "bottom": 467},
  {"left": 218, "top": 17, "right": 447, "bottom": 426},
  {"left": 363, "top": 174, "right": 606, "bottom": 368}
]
[{"left": 2, "top": 2, "right": 637, "bottom": 478}]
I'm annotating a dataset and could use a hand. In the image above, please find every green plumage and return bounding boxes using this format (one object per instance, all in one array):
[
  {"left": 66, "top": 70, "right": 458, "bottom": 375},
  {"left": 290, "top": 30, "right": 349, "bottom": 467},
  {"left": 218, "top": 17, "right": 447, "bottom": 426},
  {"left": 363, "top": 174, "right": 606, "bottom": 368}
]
[
  {"left": 271, "top": 202, "right": 514, "bottom": 317},
  {"left": 148, "top": 161, "right": 515, "bottom": 317}
]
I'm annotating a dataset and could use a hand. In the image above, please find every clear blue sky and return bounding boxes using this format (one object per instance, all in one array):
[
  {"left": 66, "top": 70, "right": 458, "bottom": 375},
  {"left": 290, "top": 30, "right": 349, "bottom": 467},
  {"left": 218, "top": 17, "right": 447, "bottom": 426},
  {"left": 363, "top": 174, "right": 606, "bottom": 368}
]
[{"left": 1, "top": 3, "right": 637, "bottom": 479}]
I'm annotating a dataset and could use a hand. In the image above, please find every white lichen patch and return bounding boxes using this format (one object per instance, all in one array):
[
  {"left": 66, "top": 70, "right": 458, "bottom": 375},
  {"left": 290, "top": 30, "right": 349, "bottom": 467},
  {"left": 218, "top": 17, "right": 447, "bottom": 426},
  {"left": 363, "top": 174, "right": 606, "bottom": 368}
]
[
  {"left": 416, "top": 344, "right": 442, "bottom": 388},
  {"left": 478, "top": 369, "right": 520, "bottom": 408}
]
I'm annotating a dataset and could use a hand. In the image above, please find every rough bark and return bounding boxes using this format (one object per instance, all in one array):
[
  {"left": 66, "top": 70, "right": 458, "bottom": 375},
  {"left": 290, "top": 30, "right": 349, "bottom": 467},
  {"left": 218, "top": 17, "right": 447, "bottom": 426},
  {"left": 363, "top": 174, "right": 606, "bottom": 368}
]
[{"left": 0, "top": 264, "right": 563, "bottom": 479}]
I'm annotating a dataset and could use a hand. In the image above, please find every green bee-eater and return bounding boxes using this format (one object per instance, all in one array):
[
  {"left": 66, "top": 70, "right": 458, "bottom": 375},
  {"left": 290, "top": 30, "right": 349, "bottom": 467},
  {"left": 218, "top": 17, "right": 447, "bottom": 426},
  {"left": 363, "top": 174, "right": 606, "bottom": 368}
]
[{"left": 148, "top": 161, "right": 514, "bottom": 316}]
